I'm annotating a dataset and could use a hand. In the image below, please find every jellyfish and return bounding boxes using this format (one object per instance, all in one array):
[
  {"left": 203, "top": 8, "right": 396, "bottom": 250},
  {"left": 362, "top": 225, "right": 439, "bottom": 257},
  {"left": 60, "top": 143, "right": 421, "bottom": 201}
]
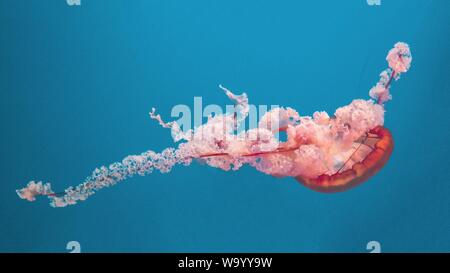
[{"left": 17, "top": 42, "right": 412, "bottom": 207}]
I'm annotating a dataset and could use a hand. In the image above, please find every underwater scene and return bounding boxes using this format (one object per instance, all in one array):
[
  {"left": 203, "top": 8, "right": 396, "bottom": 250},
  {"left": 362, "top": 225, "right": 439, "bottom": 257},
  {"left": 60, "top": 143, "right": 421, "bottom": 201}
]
[{"left": 1, "top": 0, "right": 449, "bottom": 253}]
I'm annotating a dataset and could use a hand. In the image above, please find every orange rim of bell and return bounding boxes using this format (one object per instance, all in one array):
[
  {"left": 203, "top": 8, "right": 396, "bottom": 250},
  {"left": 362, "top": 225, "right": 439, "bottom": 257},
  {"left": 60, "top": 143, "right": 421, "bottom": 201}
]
[{"left": 295, "top": 126, "right": 394, "bottom": 193}]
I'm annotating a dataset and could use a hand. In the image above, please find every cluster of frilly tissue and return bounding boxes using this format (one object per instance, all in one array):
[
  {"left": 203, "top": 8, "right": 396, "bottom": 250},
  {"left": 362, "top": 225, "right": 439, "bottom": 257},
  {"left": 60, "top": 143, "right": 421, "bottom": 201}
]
[{"left": 17, "top": 43, "right": 411, "bottom": 207}]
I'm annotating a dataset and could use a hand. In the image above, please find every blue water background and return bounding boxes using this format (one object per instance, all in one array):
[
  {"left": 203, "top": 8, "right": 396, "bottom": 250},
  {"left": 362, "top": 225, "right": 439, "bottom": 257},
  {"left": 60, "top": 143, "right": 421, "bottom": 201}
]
[{"left": 0, "top": 0, "right": 449, "bottom": 252}]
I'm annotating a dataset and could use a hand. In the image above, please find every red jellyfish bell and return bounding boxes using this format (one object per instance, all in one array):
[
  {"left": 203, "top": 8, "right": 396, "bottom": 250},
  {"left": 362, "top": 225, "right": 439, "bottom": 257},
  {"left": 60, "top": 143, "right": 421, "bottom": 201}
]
[{"left": 295, "top": 126, "right": 394, "bottom": 193}]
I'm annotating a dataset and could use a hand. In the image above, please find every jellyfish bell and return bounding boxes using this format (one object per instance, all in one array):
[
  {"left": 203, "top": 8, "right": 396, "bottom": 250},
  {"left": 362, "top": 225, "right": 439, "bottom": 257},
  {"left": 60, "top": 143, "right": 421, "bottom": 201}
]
[{"left": 294, "top": 125, "right": 394, "bottom": 193}]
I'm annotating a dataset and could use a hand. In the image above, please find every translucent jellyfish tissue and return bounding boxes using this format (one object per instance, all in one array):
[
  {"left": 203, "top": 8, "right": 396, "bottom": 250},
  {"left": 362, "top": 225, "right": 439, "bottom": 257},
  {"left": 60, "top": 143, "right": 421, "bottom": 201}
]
[{"left": 17, "top": 42, "right": 412, "bottom": 207}]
